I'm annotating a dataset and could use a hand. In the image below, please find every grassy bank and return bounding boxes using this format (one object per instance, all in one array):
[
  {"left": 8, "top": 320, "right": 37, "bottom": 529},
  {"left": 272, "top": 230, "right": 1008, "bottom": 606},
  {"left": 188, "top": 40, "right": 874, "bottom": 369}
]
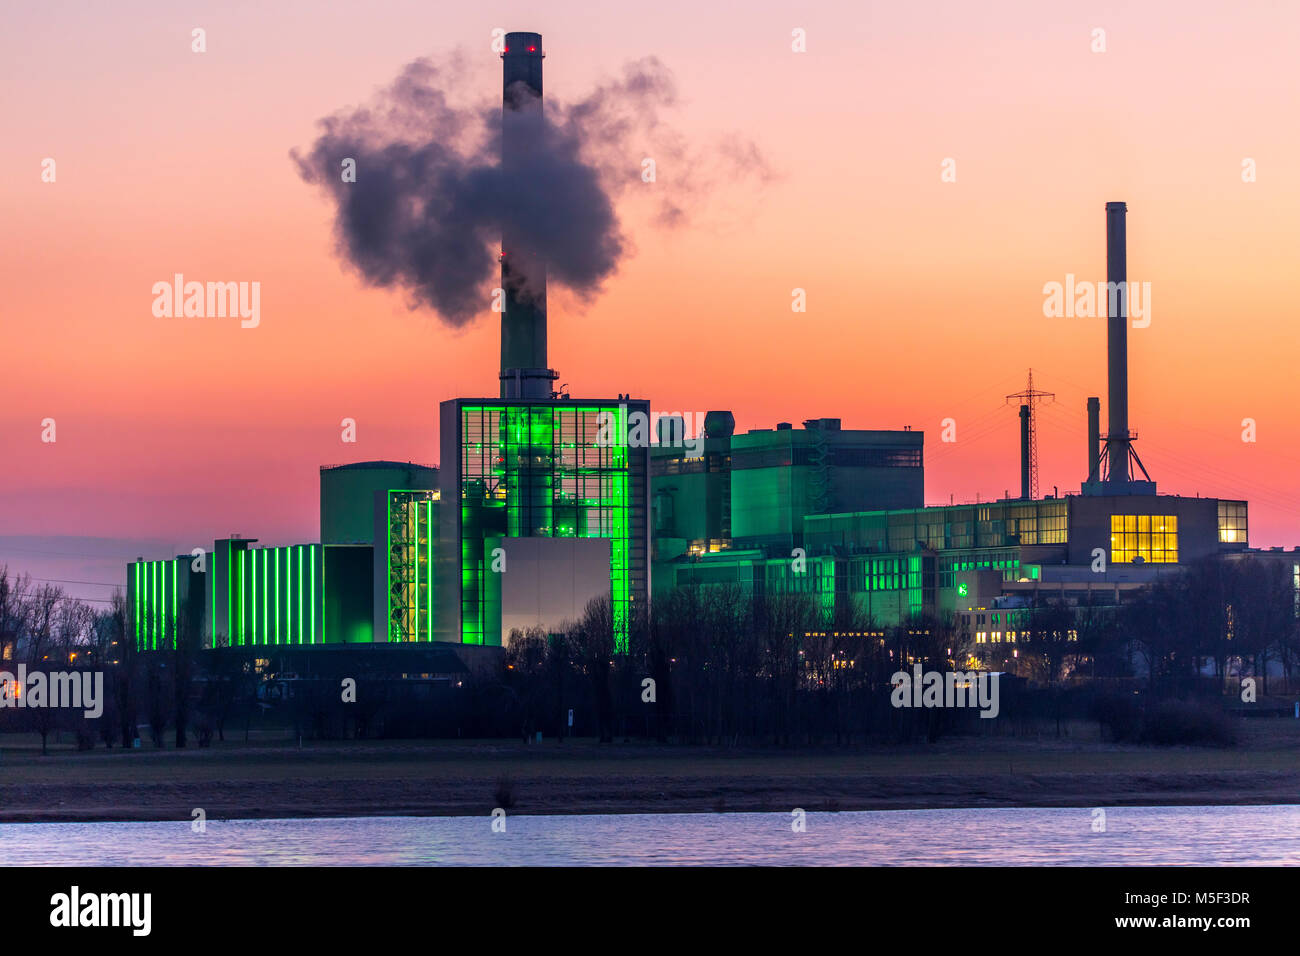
[{"left": 2, "top": 721, "right": 1298, "bottom": 822}]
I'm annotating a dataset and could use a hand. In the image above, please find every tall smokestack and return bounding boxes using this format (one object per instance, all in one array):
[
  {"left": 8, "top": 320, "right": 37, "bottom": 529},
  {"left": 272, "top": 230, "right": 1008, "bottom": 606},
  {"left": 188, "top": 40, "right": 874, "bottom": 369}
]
[
  {"left": 500, "top": 31, "right": 557, "bottom": 399},
  {"left": 1105, "top": 201, "right": 1130, "bottom": 483},
  {"left": 1019, "top": 404, "right": 1031, "bottom": 500},
  {"left": 1086, "top": 396, "right": 1101, "bottom": 483}
]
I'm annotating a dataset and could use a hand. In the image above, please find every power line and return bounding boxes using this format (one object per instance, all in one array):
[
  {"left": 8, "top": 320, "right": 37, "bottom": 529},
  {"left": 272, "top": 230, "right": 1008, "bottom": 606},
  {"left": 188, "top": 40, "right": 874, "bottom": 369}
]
[
  {"left": 0, "top": 546, "right": 141, "bottom": 559},
  {"left": 30, "top": 577, "right": 124, "bottom": 588}
]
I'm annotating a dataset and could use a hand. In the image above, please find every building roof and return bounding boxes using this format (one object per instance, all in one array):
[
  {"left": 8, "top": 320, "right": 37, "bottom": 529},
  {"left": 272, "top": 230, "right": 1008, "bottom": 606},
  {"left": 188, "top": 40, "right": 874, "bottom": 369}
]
[{"left": 320, "top": 460, "right": 437, "bottom": 472}]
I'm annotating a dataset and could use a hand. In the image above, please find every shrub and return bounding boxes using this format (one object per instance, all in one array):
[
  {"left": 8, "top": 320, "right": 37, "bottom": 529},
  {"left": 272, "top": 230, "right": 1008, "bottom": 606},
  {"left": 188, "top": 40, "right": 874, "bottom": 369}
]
[
  {"left": 493, "top": 775, "right": 516, "bottom": 810},
  {"left": 1140, "top": 699, "right": 1236, "bottom": 747},
  {"left": 1089, "top": 691, "right": 1142, "bottom": 743}
]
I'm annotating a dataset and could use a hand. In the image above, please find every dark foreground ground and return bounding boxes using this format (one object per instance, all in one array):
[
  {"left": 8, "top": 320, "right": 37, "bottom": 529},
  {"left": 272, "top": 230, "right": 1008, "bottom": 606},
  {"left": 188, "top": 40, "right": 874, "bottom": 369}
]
[{"left": 1, "top": 721, "right": 1298, "bottom": 822}]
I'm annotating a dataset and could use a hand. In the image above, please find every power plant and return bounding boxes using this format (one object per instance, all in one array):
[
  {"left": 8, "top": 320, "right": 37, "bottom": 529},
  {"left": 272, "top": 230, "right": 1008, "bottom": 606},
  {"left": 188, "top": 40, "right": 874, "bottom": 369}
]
[
  {"left": 127, "top": 35, "right": 1275, "bottom": 667},
  {"left": 658, "top": 200, "right": 1251, "bottom": 647}
]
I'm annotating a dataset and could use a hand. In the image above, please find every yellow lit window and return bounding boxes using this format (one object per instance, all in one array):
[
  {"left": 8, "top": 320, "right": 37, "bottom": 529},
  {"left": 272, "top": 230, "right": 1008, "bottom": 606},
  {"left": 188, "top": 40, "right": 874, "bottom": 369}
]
[
  {"left": 1218, "top": 501, "right": 1247, "bottom": 544},
  {"left": 1111, "top": 514, "right": 1178, "bottom": 564}
]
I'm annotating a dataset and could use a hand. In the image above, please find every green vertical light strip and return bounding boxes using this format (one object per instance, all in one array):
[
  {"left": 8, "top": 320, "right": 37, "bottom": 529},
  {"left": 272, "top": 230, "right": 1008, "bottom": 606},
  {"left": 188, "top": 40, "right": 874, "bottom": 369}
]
[
  {"left": 274, "top": 547, "right": 280, "bottom": 645},
  {"left": 298, "top": 545, "right": 304, "bottom": 644},
  {"left": 907, "top": 554, "right": 922, "bottom": 617},
  {"left": 225, "top": 541, "right": 232, "bottom": 648},
  {"left": 611, "top": 404, "right": 631, "bottom": 651},
  {"left": 251, "top": 549, "right": 257, "bottom": 646},
  {"left": 426, "top": 497, "right": 434, "bottom": 642},
  {"left": 172, "top": 561, "right": 178, "bottom": 649},
  {"left": 283, "top": 547, "right": 290, "bottom": 645},
  {"left": 151, "top": 560, "right": 158, "bottom": 651},
  {"left": 414, "top": 501, "right": 420, "bottom": 644},
  {"left": 386, "top": 494, "right": 393, "bottom": 643},
  {"left": 161, "top": 561, "right": 167, "bottom": 650},
  {"left": 820, "top": 558, "right": 835, "bottom": 621},
  {"left": 310, "top": 545, "right": 316, "bottom": 644},
  {"left": 211, "top": 550, "right": 217, "bottom": 648},
  {"left": 262, "top": 548, "right": 268, "bottom": 646},
  {"left": 239, "top": 548, "right": 246, "bottom": 646}
]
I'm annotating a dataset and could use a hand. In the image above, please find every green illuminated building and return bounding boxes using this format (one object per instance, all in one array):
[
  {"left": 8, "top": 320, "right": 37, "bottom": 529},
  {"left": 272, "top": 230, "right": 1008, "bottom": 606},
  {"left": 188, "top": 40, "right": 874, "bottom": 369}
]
[
  {"left": 123, "top": 400, "right": 1248, "bottom": 661},
  {"left": 128, "top": 538, "right": 322, "bottom": 649},
  {"left": 126, "top": 556, "right": 194, "bottom": 651},
  {"left": 438, "top": 398, "right": 650, "bottom": 648},
  {"left": 666, "top": 493, "right": 1251, "bottom": 638},
  {"left": 651, "top": 414, "right": 926, "bottom": 597}
]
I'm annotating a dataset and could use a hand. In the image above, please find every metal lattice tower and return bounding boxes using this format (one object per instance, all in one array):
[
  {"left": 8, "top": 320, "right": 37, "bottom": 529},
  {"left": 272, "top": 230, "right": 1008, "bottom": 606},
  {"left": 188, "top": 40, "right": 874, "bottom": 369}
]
[{"left": 1006, "top": 369, "right": 1055, "bottom": 499}]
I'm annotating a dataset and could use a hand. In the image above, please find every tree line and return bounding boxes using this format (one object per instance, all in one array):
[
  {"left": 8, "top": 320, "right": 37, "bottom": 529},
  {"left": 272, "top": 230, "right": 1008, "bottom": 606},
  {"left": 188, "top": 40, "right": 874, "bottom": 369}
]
[{"left": 3, "top": 554, "right": 1294, "bottom": 750}]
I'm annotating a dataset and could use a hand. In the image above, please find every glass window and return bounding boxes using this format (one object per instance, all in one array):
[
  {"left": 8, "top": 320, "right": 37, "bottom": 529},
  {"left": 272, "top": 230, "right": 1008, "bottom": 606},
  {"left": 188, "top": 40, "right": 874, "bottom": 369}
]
[{"left": 1111, "top": 514, "right": 1179, "bottom": 564}]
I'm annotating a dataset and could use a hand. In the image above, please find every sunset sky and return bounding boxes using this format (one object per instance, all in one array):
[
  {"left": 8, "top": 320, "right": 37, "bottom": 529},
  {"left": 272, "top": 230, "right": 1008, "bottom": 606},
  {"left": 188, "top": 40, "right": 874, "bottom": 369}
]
[{"left": 3, "top": 0, "right": 1299, "bottom": 603}]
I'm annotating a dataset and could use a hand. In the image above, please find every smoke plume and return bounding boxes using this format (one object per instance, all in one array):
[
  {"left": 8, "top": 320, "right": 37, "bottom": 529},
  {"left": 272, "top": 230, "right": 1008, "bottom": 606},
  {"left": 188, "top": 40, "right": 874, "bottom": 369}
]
[{"left": 293, "top": 53, "right": 770, "bottom": 326}]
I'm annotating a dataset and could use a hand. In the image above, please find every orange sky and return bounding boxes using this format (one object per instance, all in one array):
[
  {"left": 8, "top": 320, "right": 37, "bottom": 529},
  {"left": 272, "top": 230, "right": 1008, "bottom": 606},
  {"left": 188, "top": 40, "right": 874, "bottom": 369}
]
[{"left": 3, "top": 0, "right": 1300, "bottom": 600}]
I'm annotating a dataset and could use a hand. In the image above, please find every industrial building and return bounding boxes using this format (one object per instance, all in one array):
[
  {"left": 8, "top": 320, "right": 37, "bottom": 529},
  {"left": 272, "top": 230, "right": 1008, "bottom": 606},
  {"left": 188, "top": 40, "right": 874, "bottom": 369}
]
[
  {"left": 653, "top": 202, "right": 1256, "bottom": 642},
  {"left": 125, "top": 34, "right": 1273, "bottom": 669},
  {"left": 651, "top": 413, "right": 923, "bottom": 562}
]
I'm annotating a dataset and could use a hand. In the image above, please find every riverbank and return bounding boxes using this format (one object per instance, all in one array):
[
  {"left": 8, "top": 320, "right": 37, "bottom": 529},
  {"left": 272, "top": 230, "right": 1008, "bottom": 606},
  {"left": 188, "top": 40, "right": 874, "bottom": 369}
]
[{"left": 2, "top": 722, "right": 1298, "bottom": 822}]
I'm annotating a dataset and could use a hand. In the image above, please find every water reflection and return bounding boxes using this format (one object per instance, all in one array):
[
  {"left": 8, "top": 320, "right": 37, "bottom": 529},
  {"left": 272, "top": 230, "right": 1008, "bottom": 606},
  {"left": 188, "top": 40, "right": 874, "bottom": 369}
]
[{"left": 3, "top": 805, "right": 1297, "bottom": 866}]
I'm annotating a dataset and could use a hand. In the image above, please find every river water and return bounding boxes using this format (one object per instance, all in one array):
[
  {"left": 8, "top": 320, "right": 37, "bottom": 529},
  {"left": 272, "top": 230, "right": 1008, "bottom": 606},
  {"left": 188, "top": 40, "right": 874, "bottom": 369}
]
[{"left": 2, "top": 805, "right": 1295, "bottom": 866}]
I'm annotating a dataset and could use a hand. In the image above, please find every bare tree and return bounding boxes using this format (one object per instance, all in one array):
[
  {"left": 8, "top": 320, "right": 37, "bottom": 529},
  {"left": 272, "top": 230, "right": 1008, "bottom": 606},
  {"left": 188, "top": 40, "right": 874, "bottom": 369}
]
[
  {"left": 0, "top": 566, "right": 33, "bottom": 664},
  {"left": 569, "top": 596, "right": 616, "bottom": 743}
]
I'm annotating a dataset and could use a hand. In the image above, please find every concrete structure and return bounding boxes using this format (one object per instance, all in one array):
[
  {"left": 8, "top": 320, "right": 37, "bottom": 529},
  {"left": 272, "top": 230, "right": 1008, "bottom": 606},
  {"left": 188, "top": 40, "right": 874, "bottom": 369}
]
[
  {"left": 321, "top": 461, "right": 438, "bottom": 546},
  {"left": 494, "top": 537, "right": 611, "bottom": 643}
]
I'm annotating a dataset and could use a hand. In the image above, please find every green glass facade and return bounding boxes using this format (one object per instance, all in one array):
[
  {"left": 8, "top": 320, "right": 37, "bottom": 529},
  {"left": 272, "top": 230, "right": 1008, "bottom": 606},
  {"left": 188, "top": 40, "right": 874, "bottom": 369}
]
[
  {"left": 802, "top": 499, "right": 1068, "bottom": 553},
  {"left": 449, "top": 400, "right": 648, "bottom": 649}
]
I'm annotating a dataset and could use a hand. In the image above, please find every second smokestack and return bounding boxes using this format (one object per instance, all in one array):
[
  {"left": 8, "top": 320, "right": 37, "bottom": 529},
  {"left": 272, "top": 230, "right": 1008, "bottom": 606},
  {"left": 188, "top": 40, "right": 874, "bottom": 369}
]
[
  {"left": 1105, "top": 201, "right": 1130, "bottom": 483},
  {"left": 1087, "top": 396, "right": 1101, "bottom": 483},
  {"left": 1019, "top": 404, "right": 1030, "bottom": 500}
]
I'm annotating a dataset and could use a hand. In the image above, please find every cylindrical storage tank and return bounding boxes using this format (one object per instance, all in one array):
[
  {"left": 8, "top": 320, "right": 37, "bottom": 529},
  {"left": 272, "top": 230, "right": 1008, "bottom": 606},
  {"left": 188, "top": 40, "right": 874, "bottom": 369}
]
[{"left": 320, "top": 461, "right": 439, "bottom": 546}]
